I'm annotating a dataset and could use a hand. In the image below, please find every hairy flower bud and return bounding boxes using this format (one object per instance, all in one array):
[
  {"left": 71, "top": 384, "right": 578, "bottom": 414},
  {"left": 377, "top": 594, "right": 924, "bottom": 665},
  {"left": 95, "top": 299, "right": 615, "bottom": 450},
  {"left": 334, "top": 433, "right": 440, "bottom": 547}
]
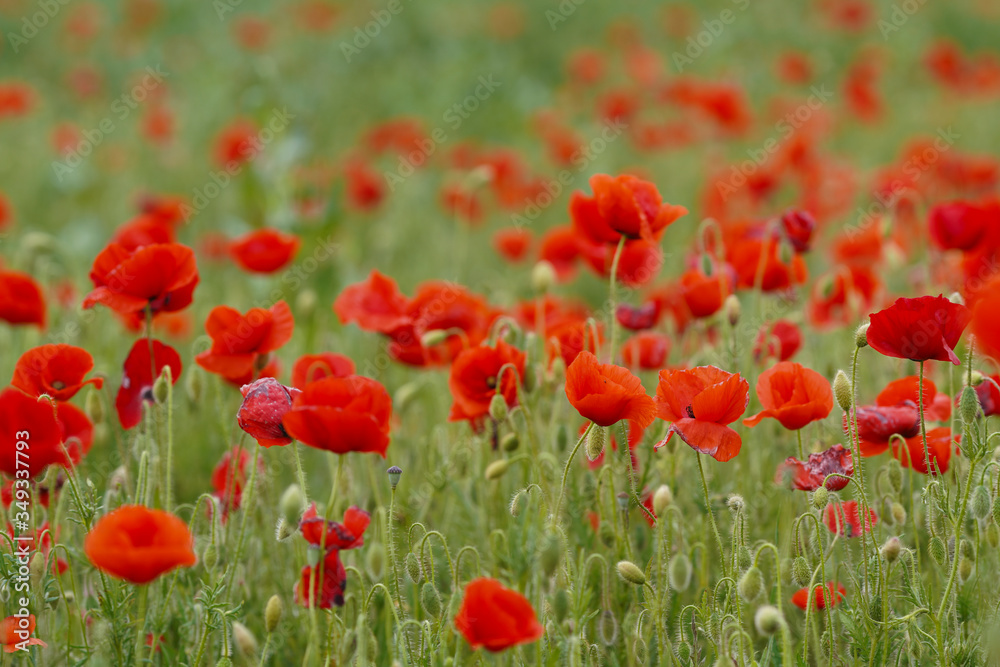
[
  {"left": 812, "top": 487, "right": 829, "bottom": 509},
  {"left": 265, "top": 595, "right": 283, "bottom": 634},
  {"left": 970, "top": 486, "right": 992, "bottom": 521},
  {"left": 653, "top": 485, "right": 673, "bottom": 515},
  {"left": 887, "top": 460, "right": 903, "bottom": 495},
  {"left": 501, "top": 432, "right": 519, "bottom": 452},
  {"left": 855, "top": 323, "right": 870, "bottom": 348},
  {"left": 792, "top": 556, "right": 811, "bottom": 588},
  {"left": 929, "top": 536, "right": 946, "bottom": 566},
  {"left": 617, "top": 560, "right": 646, "bottom": 586},
  {"left": 738, "top": 566, "right": 764, "bottom": 601},
  {"left": 485, "top": 459, "right": 510, "bottom": 481},
  {"left": 960, "top": 386, "right": 982, "bottom": 425},
  {"left": 586, "top": 426, "right": 607, "bottom": 461},
  {"left": 488, "top": 393, "right": 509, "bottom": 422},
  {"left": 405, "top": 552, "right": 422, "bottom": 583},
  {"left": 891, "top": 502, "right": 906, "bottom": 526},
  {"left": 834, "top": 370, "right": 853, "bottom": 412},
  {"left": 669, "top": 553, "right": 692, "bottom": 591},
  {"left": 725, "top": 294, "right": 741, "bottom": 327},
  {"left": 532, "top": 260, "right": 556, "bottom": 294},
  {"left": 280, "top": 484, "right": 306, "bottom": 526},
  {"left": 881, "top": 537, "right": 901, "bottom": 563},
  {"left": 754, "top": 606, "right": 783, "bottom": 636},
  {"left": 421, "top": 582, "right": 442, "bottom": 617}
]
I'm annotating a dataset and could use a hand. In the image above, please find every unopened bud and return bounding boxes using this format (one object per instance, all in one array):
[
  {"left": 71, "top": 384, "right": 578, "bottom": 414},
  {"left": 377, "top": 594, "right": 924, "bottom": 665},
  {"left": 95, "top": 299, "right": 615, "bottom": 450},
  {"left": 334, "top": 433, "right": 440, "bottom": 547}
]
[
  {"left": 881, "top": 537, "right": 901, "bottom": 563},
  {"left": 501, "top": 432, "right": 519, "bottom": 452},
  {"left": 295, "top": 289, "right": 317, "bottom": 319},
  {"left": 725, "top": 294, "right": 741, "bottom": 327},
  {"left": 834, "top": 370, "right": 853, "bottom": 411},
  {"left": 202, "top": 545, "right": 218, "bottom": 570},
  {"left": 959, "top": 557, "right": 974, "bottom": 582},
  {"left": 85, "top": 390, "right": 105, "bottom": 423},
  {"left": 987, "top": 523, "right": 999, "bottom": 549},
  {"left": 280, "top": 484, "right": 306, "bottom": 526},
  {"left": 668, "top": 553, "right": 692, "bottom": 591},
  {"left": 855, "top": 323, "right": 869, "bottom": 348},
  {"left": 185, "top": 365, "right": 204, "bottom": 402},
  {"left": 264, "top": 595, "right": 283, "bottom": 633},
  {"left": 887, "top": 460, "right": 903, "bottom": 494},
  {"left": 970, "top": 486, "right": 992, "bottom": 520},
  {"left": 993, "top": 498, "right": 1000, "bottom": 526},
  {"left": 539, "top": 536, "right": 561, "bottom": 578},
  {"left": 960, "top": 386, "right": 982, "bottom": 424},
  {"left": 738, "top": 566, "right": 764, "bottom": 601},
  {"left": 532, "top": 260, "right": 556, "bottom": 293},
  {"left": 509, "top": 490, "right": 526, "bottom": 517},
  {"left": 792, "top": 556, "right": 810, "bottom": 588},
  {"left": 393, "top": 382, "right": 421, "bottom": 411},
  {"left": 653, "top": 485, "right": 673, "bottom": 515},
  {"left": 405, "top": 552, "right": 422, "bottom": 583},
  {"left": 214, "top": 658, "right": 232, "bottom": 667},
  {"left": 555, "top": 423, "right": 569, "bottom": 452},
  {"left": 552, "top": 589, "right": 570, "bottom": 623},
  {"left": 754, "top": 606, "right": 783, "bottom": 636},
  {"left": 420, "top": 329, "right": 450, "bottom": 348},
  {"left": 420, "top": 582, "right": 442, "bottom": 617},
  {"left": 737, "top": 545, "right": 752, "bottom": 572},
  {"left": 812, "top": 487, "right": 829, "bottom": 509},
  {"left": 617, "top": 560, "right": 646, "bottom": 585},
  {"left": 366, "top": 544, "right": 385, "bottom": 579},
  {"left": 485, "top": 459, "right": 510, "bottom": 481},
  {"left": 599, "top": 610, "right": 619, "bottom": 646},
  {"left": 29, "top": 552, "right": 45, "bottom": 590},
  {"left": 488, "top": 393, "right": 509, "bottom": 422},
  {"left": 970, "top": 371, "right": 985, "bottom": 387},
  {"left": 586, "top": 426, "right": 607, "bottom": 461},
  {"left": 929, "top": 536, "right": 946, "bottom": 566},
  {"left": 387, "top": 465, "right": 402, "bottom": 490},
  {"left": 232, "top": 621, "right": 258, "bottom": 659},
  {"left": 891, "top": 502, "right": 906, "bottom": 525},
  {"left": 152, "top": 370, "right": 170, "bottom": 404}
]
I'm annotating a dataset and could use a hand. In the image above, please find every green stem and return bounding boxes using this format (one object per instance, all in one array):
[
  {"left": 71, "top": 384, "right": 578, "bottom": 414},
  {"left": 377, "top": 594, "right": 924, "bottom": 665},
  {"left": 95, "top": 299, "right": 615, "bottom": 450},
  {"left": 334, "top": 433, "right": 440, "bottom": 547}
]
[
  {"left": 607, "top": 236, "right": 627, "bottom": 363},
  {"left": 554, "top": 422, "right": 594, "bottom": 522},
  {"left": 697, "top": 453, "right": 728, "bottom": 578},
  {"left": 934, "top": 454, "right": 978, "bottom": 662},
  {"left": 797, "top": 429, "right": 804, "bottom": 460},
  {"left": 132, "top": 585, "right": 148, "bottom": 667}
]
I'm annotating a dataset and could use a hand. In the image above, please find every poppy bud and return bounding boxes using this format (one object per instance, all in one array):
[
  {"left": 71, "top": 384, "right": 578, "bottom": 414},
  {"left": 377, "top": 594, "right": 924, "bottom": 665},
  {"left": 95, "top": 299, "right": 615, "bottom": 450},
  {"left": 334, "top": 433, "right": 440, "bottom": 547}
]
[
  {"left": 265, "top": 595, "right": 283, "bottom": 633},
  {"left": 215, "top": 658, "right": 233, "bottom": 667},
  {"left": 387, "top": 465, "right": 402, "bottom": 490},
  {"left": 280, "top": 484, "right": 306, "bottom": 526},
  {"left": 203, "top": 545, "right": 219, "bottom": 570},
  {"left": 881, "top": 537, "right": 901, "bottom": 563},
  {"left": 420, "top": 582, "right": 442, "bottom": 617},
  {"left": 275, "top": 518, "right": 296, "bottom": 542},
  {"left": 598, "top": 522, "right": 616, "bottom": 548},
  {"left": 754, "top": 606, "right": 783, "bottom": 636},
  {"left": 185, "top": 365, "right": 204, "bottom": 403},
  {"left": 677, "top": 642, "right": 692, "bottom": 663},
  {"left": 522, "top": 362, "right": 538, "bottom": 394},
  {"left": 792, "top": 557, "right": 810, "bottom": 587},
  {"left": 971, "top": 486, "right": 992, "bottom": 521},
  {"left": 738, "top": 566, "right": 763, "bottom": 602},
  {"left": 971, "top": 371, "right": 985, "bottom": 387},
  {"left": 485, "top": 459, "right": 509, "bottom": 481},
  {"left": 586, "top": 426, "right": 607, "bottom": 461},
  {"left": 29, "top": 552, "right": 45, "bottom": 590},
  {"left": 668, "top": 553, "right": 692, "bottom": 591},
  {"left": 598, "top": 610, "right": 618, "bottom": 646},
  {"left": 152, "top": 370, "right": 170, "bottom": 405},
  {"left": 501, "top": 432, "right": 519, "bottom": 452},
  {"left": 366, "top": 543, "right": 385, "bottom": 579},
  {"left": 855, "top": 323, "right": 869, "bottom": 349},
  {"left": 891, "top": 502, "right": 906, "bottom": 525},
  {"left": 85, "top": 389, "right": 105, "bottom": 423},
  {"left": 653, "top": 485, "right": 673, "bottom": 515},
  {"left": 834, "top": 370, "right": 853, "bottom": 411},
  {"left": 812, "top": 487, "right": 829, "bottom": 509},
  {"left": 778, "top": 239, "right": 794, "bottom": 265},
  {"left": 780, "top": 558, "right": 793, "bottom": 585},
  {"left": 420, "top": 329, "right": 450, "bottom": 348},
  {"left": 539, "top": 536, "right": 561, "bottom": 577},
  {"left": 737, "top": 546, "right": 752, "bottom": 572},
  {"left": 232, "top": 621, "right": 258, "bottom": 660},
  {"left": 633, "top": 638, "right": 647, "bottom": 664},
  {"left": 552, "top": 589, "right": 570, "bottom": 623},
  {"left": 488, "top": 393, "right": 509, "bottom": 422},
  {"left": 960, "top": 386, "right": 982, "bottom": 425},
  {"left": 987, "top": 523, "right": 999, "bottom": 549},
  {"left": 929, "top": 536, "right": 946, "bottom": 566},
  {"left": 960, "top": 539, "right": 974, "bottom": 559},
  {"left": 993, "top": 498, "right": 1000, "bottom": 526},
  {"left": 616, "top": 560, "right": 646, "bottom": 586},
  {"left": 532, "top": 260, "right": 556, "bottom": 294},
  {"left": 405, "top": 552, "right": 422, "bottom": 583},
  {"left": 548, "top": 356, "right": 566, "bottom": 385},
  {"left": 724, "top": 294, "right": 741, "bottom": 327},
  {"left": 295, "top": 289, "right": 317, "bottom": 319},
  {"left": 509, "top": 490, "right": 526, "bottom": 517},
  {"left": 393, "top": 382, "right": 421, "bottom": 412},
  {"left": 887, "top": 460, "right": 903, "bottom": 495},
  {"left": 959, "top": 557, "right": 974, "bottom": 582}
]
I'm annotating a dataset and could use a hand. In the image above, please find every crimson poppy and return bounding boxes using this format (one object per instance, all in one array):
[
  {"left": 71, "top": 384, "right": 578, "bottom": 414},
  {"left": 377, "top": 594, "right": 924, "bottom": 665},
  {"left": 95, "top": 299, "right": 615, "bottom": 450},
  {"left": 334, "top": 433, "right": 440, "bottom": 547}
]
[
  {"left": 792, "top": 582, "right": 846, "bottom": 611},
  {"left": 454, "top": 577, "right": 544, "bottom": 652},
  {"left": 448, "top": 340, "right": 526, "bottom": 429},
  {"left": 780, "top": 209, "right": 816, "bottom": 253},
  {"left": 0, "top": 270, "right": 46, "bottom": 328},
  {"left": 111, "top": 214, "right": 176, "bottom": 250},
  {"left": 83, "top": 243, "right": 198, "bottom": 316},
  {"left": 621, "top": 332, "right": 670, "bottom": 370},
  {"left": 211, "top": 447, "right": 260, "bottom": 517},
  {"left": 971, "top": 277, "right": 1000, "bottom": 361},
  {"left": 655, "top": 366, "right": 750, "bottom": 462},
  {"left": 867, "top": 295, "right": 971, "bottom": 365},
  {"left": 12, "top": 344, "right": 103, "bottom": 401},
  {"left": 929, "top": 200, "right": 992, "bottom": 251},
  {"left": 744, "top": 362, "right": 833, "bottom": 431},
  {"left": 0, "top": 614, "right": 46, "bottom": 653},
  {"left": 238, "top": 378, "right": 301, "bottom": 447},
  {"left": 849, "top": 404, "right": 921, "bottom": 456},
  {"left": 116, "top": 339, "right": 182, "bottom": 429},
  {"left": 84, "top": 505, "right": 197, "bottom": 584},
  {"left": 877, "top": 376, "right": 950, "bottom": 422},
  {"left": 753, "top": 320, "right": 802, "bottom": 362},
  {"left": 0, "top": 388, "right": 92, "bottom": 478},
  {"left": 892, "top": 427, "right": 956, "bottom": 475},
  {"left": 971, "top": 374, "right": 1000, "bottom": 417},
  {"left": 282, "top": 375, "right": 392, "bottom": 456},
  {"left": 299, "top": 503, "right": 370, "bottom": 552},
  {"left": 229, "top": 228, "right": 301, "bottom": 274},
  {"left": 333, "top": 270, "right": 409, "bottom": 334},
  {"left": 296, "top": 550, "right": 347, "bottom": 608},
  {"left": 195, "top": 301, "right": 294, "bottom": 385},
  {"left": 680, "top": 263, "right": 733, "bottom": 319},
  {"left": 775, "top": 444, "right": 853, "bottom": 491},
  {"left": 291, "top": 353, "right": 356, "bottom": 388},
  {"left": 565, "top": 351, "right": 656, "bottom": 429},
  {"left": 823, "top": 500, "right": 877, "bottom": 537},
  {"left": 493, "top": 228, "right": 532, "bottom": 262},
  {"left": 616, "top": 302, "right": 661, "bottom": 331},
  {"left": 538, "top": 225, "right": 582, "bottom": 281},
  {"left": 570, "top": 173, "right": 687, "bottom": 245}
]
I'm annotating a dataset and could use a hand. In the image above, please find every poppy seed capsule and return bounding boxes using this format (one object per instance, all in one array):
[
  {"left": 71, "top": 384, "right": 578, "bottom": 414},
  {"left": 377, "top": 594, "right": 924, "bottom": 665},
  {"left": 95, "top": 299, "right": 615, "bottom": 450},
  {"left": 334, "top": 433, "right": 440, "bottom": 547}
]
[
  {"left": 855, "top": 323, "right": 870, "bottom": 348},
  {"left": 586, "top": 426, "right": 607, "bottom": 461},
  {"left": 387, "top": 465, "right": 402, "bottom": 490},
  {"left": 264, "top": 595, "right": 283, "bottom": 633},
  {"left": 485, "top": 459, "right": 509, "bottom": 481},
  {"left": 617, "top": 560, "right": 646, "bottom": 585},
  {"left": 653, "top": 485, "right": 673, "bottom": 515},
  {"left": 532, "top": 260, "right": 556, "bottom": 294},
  {"left": 834, "top": 371, "right": 853, "bottom": 411},
  {"left": 738, "top": 566, "right": 764, "bottom": 601},
  {"left": 960, "top": 386, "right": 982, "bottom": 424},
  {"left": 754, "top": 605, "right": 783, "bottom": 636},
  {"left": 970, "top": 486, "right": 992, "bottom": 520},
  {"left": 881, "top": 537, "right": 901, "bottom": 563}
]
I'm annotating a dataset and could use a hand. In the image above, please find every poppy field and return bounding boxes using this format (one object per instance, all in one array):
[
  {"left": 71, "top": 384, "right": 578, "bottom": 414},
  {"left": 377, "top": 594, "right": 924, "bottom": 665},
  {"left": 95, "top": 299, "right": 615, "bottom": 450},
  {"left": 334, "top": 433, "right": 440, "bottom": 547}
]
[{"left": 4, "top": 0, "right": 1000, "bottom": 665}]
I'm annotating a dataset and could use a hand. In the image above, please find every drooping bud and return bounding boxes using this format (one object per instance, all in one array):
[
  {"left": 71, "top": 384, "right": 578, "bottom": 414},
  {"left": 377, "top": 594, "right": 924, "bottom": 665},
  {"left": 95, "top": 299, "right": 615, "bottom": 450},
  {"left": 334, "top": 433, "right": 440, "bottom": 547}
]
[
  {"left": 185, "top": 365, "right": 204, "bottom": 402},
  {"left": 834, "top": 370, "right": 853, "bottom": 412},
  {"left": 855, "top": 323, "right": 870, "bottom": 348},
  {"left": 152, "top": 369, "right": 170, "bottom": 405},
  {"left": 280, "top": 484, "right": 306, "bottom": 526},
  {"left": 485, "top": 459, "right": 510, "bottom": 481},
  {"left": 960, "top": 386, "right": 982, "bottom": 424},
  {"left": 724, "top": 294, "right": 741, "bottom": 327},
  {"left": 887, "top": 460, "right": 903, "bottom": 495},
  {"left": 265, "top": 595, "right": 283, "bottom": 633},
  {"left": 85, "top": 389, "right": 105, "bottom": 423},
  {"left": 586, "top": 426, "right": 607, "bottom": 461},
  {"left": 754, "top": 606, "right": 783, "bottom": 636},
  {"left": 202, "top": 545, "right": 219, "bottom": 570},
  {"left": 881, "top": 537, "right": 901, "bottom": 563},
  {"left": 555, "top": 423, "right": 569, "bottom": 452},
  {"left": 652, "top": 485, "right": 673, "bottom": 515},
  {"left": 405, "top": 552, "right": 422, "bottom": 583},
  {"left": 501, "top": 432, "right": 519, "bottom": 452},
  {"left": 29, "top": 552, "right": 46, "bottom": 590},
  {"left": 812, "top": 487, "right": 829, "bottom": 509},
  {"left": 489, "top": 393, "right": 509, "bottom": 422},
  {"left": 552, "top": 589, "right": 570, "bottom": 623},
  {"left": 727, "top": 494, "right": 745, "bottom": 514},
  {"left": 971, "top": 371, "right": 985, "bottom": 386},
  {"left": 737, "top": 545, "right": 752, "bottom": 572},
  {"left": 232, "top": 622, "right": 258, "bottom": 660},
  {"left": 387, "top": 465, "right": 402, "bottom": 490},
  {"left": 295, "top": 289, "right": 317, "bottom": 319},
  {"left": 891, "top": 502, "right": 906, "bottom": 526},
  {"left": 970, "top": 486, "right": 992, "bottom": 521},
  {"left": 420, "top": 329, "right": 450, "bottom": 348},
  {"left": 959, "top": 557, "right": 974, "bottom": 582},
  {"left": 274, "top": 519, "right": 296, "bottom": 542},
  {"left": 532, "top": 260, "right": 556, "bottom": 294},
  {"left": 509, "top": 490, "right": 526, "bottom": 517},
  {"left": 929, "top": 536, "right": 946, "bottom": 566},
  {"left": 738, "top": 566, "right": 764, "bottom": 601},
  {"left": 993, "top": 497, "right": 1000, "bottom": 526},
  {"left": 987, "top": 523, "right": 999, "bottom": 549},
  {"left": 366, "top": 543, "right": 385, "bottom": 579},
  {"left": 598, "top": 522, "right": 615, "bottom": 548},
  {"left": 792, "top": 557, "right": 811, "bottom": 588},
  {"left": 598, "top": 610, "right": 618, "bottom": 646},
  {"left": 421, "top": 582, "right": 442, "bottom": 617},
  {"left": 616, "top": 560, "right": 646, "bottom": 586},
  {"left": 668, "top": 553, "right": 692, "bottom": 591}
]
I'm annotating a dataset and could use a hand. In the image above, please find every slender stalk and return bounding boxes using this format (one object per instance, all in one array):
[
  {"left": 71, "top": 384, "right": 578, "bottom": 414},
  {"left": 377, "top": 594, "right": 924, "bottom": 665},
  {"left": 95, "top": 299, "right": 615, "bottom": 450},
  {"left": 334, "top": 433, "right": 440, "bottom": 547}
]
[
  {"left": 163, "top": 365, "right": 175, "bottom": 511},
  {"left": 696, "top": 453, "right": 728, "bottom": 577},
  {"left": 607, "top": 236, "right": 627, "bottom": 363},
  {"left": 797, "top": 429, "right": 804, "bottom": 460},
  {"left": 934, "top": 454, "right": 978, "bottom": 661},
  {"left": 292, "top": 441, "right": 309, "bottom": 498},
  {"left": 620, "top": 421, "right": 655, "bottom": 524},
  {"left": 918, "top": 362, "right": 933, "bottom": 477},
  {"left": 132, "top": 585, "right": 148, "bottom": 667}
]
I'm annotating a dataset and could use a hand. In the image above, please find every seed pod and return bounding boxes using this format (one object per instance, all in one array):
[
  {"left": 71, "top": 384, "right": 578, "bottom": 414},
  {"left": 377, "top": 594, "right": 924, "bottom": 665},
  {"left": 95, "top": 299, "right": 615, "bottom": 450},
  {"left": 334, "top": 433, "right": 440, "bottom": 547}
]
[
  {"left": 265, "top": 595, "right": 283, "bottom": 633},
  {"left": 405, "top": 552, "right": 422, "bottom": 583},
  {"left": 616, "top": 560, "right": 646, "bottom": 586},
  {"left": 812, "top": 487, "right": 829, "bottom": 509},
  {"left": 485, "top": 459, "right": 510, "bottom": 481},
  {"left": 960, "top": 386, "right": 982, "bottom": 425},
  {"left": 598, "top": 610, "right": 618, "bottom": 646},
  {"left": 855, "top": 323, "right": 869, "bottom": 348},
  {"left": 834, "top": 371, "right": 853, "bottom": 412},
  {"left": 738, "top": 566, "right": 764, "bottom": 602},
  {"left": 891, "top": 502, "right": 906, "bottom": 526},
  {"left": 668, "top": 553, "right": 692, "bottom": 591},
  {"left": 420, "top": 582, "right": 442, "bottom": 617},
  {"left": 586, "top": 426, "right": 607, "bottom": 461},
  {"left": 929, "top": 536, "right": 946, "bottom": 566},
  {"left": 501, "top": 432, "right": 519, "bottom": 452},
  {"left": 387, "top": 465, "right": 403, "bottom": 490},
  {"left": 881, "top": 537, "right": 901, "bottom": 563},
  {"left": 792, "top": 557, "right": 811, "bottom": 588},
  {"left": 539, "top": 536, "right": 561, "bottom": 578},
  {"left": 970, "top": 486, "right": 992, "bottom": 521},
  {"left": 488, "top": 393, "right": 509, "bottom": 422},
  {"left": 653, "top": 485, "right": 673, "bottom": 515},
  {"left": 754, "top": 606, "right": 783, "bottom": 636},
  {"left": 552, "top": 589, "right": 570, "bottom": 623}
]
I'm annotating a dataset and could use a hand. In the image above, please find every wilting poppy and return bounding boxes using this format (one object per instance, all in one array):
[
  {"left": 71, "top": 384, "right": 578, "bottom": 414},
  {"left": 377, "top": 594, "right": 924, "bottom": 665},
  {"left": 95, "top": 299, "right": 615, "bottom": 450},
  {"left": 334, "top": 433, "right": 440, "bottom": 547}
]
[
  {"left": 296, "top": 550, "right": 347, "bottom": 608},
  {"left": 0, "top": 388, "right": 92, "bottom": 478},
  {"left": 849, "top": 404, "right": 921, "bottom": 456},
  {"left": 283, "top": 375, "right": 392, "bottom": 456},
  {"left": 892, "top": 427, "right": 956, "bottom": 475},
  {"left": 655, "top": 366, "right": 750, "bottom": 462},
  {"left": 83, "top": 243, "right": 198, "bottom": 317},
  {"left": 570, "top": 173, "right": 688, "bottom": 245},
  {"left": 195, "top": 301, "right": 294, "bottom": 385},
  {"left": 0, "top": 614, "right": 46, "bottom": 653},
  {"left": 753, "top": 320, "right": 802, "bottom": 362},
  {"left": 823, "top": 500, "right": 877, "bottom": 537},
  {"left": 12, "top": 344, "right": 104, "bottom": 401},
  {"left": 0, "top": 270, "right": 46, "bottom": 328},
  {"left": 565, "top": 351, "right": 656, "bottom": 429},
  {"left": 621, "top": 332, "right": 670, "bottom": 370},
  {"left": 775, "top": 444, "right": 853, "bottom": 491},
  {"left": 291, "top": 353, "right": 355, "bottom": 388},
  {"left": 792, "top": 583, "right": 846, "bottom": 610},
  {"left": 448, "top": 340, "right": 526, "bottom": 429},
  {"left": 116, "top": 339, "right": 182, "bottom": 429},
  {"left": 744, "top": 362, "right": 833, "bottom": 431},
  {"left": 229, "top": 228, "right": 301, "bottom": 274},
  {"left": 84, "top": 505, "right": 197, "bottom": 584},
  {"left": 299, "top": 503, "right": 371, "bottom": 552},
  {"left": 877, "top": 376, "right": 950, "bottom": 422},
  {"left": 455, "top": 577, "right": 544, "bottom": 652},
  {"left": 238, "top": 378, "right": 302, "bottom": 447},
  {"left": 867, "top": 295, "right": 971, "bottom": 365}
]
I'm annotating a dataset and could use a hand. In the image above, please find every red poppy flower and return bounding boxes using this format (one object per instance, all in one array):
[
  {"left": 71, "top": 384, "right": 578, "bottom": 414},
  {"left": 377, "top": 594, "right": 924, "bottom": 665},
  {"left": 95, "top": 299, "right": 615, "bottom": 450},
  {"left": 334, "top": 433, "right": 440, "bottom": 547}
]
[
  {"left": 867, "top": 295, "right": 971, "bottom": 365},
  {"left": 214, "top": 118, "right": 258, "bottom": 167},
  {"left": 780, "top": 210, "right": 816, "bottom": 253},
  {"left": 211, "top": 447, "right": 261, "bottom": 517},
  {"left": 296, "top": 550, "right": 346, "bottom": 608},
  {"left": 545, "top": 317, "right": 603, "bottom": 368},
  {"left": 929, "top": 200, "right": 991, "bottom": 251},
  {"left": 0, "top": 389, "right": 92, "bottom": 478},
  {"left": 753, "top": 320, "right": 802, "bottom": 362},
  {"left": 823, "top": 500, "right": 877, "bottom": 537},
  {"left": 344, "top": 157, "right": 386, "bottom": 212},
  {"left": 238, "top": 378, "right": 302, "bottom": 447},
  {"left": 775, "top": 444, "right": 853, "bottom": 491},
  {"left": 0, "top": 614, "right": 46, "bottom": 653},
  {"left": 615, "top": 301, "right": 661, "bottom": 331},
  {"left": 333, "top": 270, "right": 409, "bottom": 334},
  {"left": 291, "top": 353, "right": 355, "bottom": 388},
  {"left": 0, "top": 270, "right": 46, "bottom": 328},
  {"left": 565, "top": 351, "right": 656, "bottom": 429},
  {"left": 229, "top": 228, "right": 301, "bottom": 274},
  {"left": 578, "top": 237, "right": 664, "bottom": 287},
  {"left": 448, "top": 340, "right": 526, "bottom": 428},
  {"left": 655, "top": 366, "right": 750, "bottom": 462},
  {"left": 728, "top": 237, "right": 807, "bottom": 292},
  {"left": 849, "top": 404, "right": 921, "bottom": 456},
  {"left": 892, "top": 427, "right": 956, "bottom": 475},
  {"left": 83, "top": 243, "right": 199, "bottom": 316},
  {"left": 455, "top": 578, "right": 544, "bottom": 652},
  {"left": 493, "top": 228, "right": 532, "bottom": 262},
  {"left": 743, "top": 362, "right": 833, "bottom": 431},
  {"left": 680, "top": 264, "right": 733, "bottom": 319},
  {"left": 116, "top": 339, "right": 182, "bottom": 430},
  {"left": 971, "top": 277, "right": 1000, "bottom": 361},
  {"left": 195, "top": 301, "right": 294, "bottom": 385},
  {"left": 538, "top": 225, "right": 582, "bottom": 281},
  {"left": 12, "top": 344, "right": 104, "bottom": 401},
  {"left": 111, "top": 214, "right": 176, "bottom": 250},
  {"left": 570, "top": 173, "right": 687, "bottom": 244},
  {"left": 282, "top": 375, "right": 392, "bottom": 456},
  {"left": 877, "top": 376, "right": 950, "bottom": 422},
  {"left": 84, "top": 505, "right": 197, "bottom": 584},
  {"left": 792, "top": 583, "right": 846, "bottom": 611},
  {"left": 621, "top": 332, "right": 670, "bottom": 370},
  {"left": 299, "top": 503, "right": 370, "bottom": 551},
  {"left": 971, "top": 374, "right": 1000, "bottom": 417}
]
